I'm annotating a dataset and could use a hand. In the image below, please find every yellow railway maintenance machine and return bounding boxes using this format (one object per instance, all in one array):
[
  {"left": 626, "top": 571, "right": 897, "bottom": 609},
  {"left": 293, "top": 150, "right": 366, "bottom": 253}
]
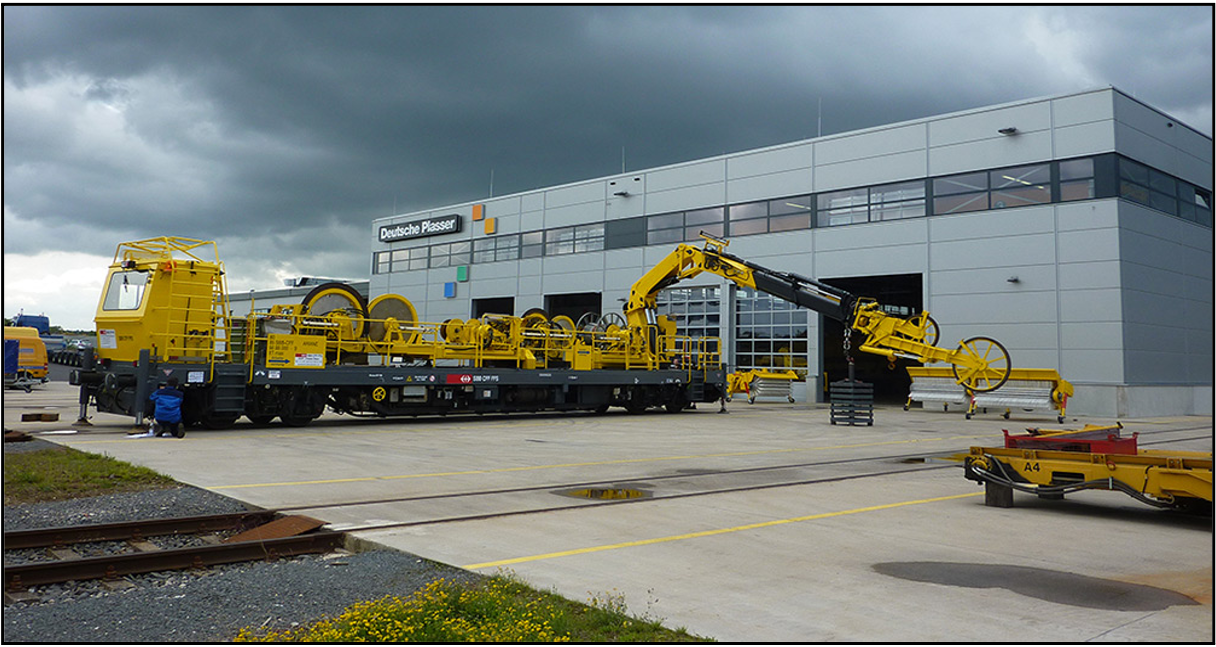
[
  {"left": 72, "top": 235, "right": 1014, "bottom": 430},
  {"left": 628, "top": 233, "right": 1014, "bottom": 395},
  {"left": 964, "top": 424, "right": 1213, "bottom": 513}
]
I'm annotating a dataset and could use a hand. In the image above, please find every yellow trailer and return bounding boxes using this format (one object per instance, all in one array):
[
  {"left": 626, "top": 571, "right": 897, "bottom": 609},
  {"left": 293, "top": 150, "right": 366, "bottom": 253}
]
[{"left": 963, "top": 424, "right": 1212, "bottom": 513}]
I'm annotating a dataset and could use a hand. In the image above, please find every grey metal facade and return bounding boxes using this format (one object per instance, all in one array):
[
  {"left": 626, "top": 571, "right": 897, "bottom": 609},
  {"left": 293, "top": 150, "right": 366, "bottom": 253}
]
[{"left": 370, "top": 87, "right": 1213, "bottom": 417}]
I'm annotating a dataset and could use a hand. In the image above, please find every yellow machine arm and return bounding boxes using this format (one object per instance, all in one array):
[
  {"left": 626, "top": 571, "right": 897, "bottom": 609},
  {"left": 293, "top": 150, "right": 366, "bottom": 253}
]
[{"left": 625, "top": 234, "right": 1012, "bottom": 392}]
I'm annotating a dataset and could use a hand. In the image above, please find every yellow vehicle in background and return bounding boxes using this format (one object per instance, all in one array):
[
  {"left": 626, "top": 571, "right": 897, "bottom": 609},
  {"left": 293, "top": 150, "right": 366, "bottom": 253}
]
[{"left": 3, "top": 326, "right": 50, "bottom": 385}]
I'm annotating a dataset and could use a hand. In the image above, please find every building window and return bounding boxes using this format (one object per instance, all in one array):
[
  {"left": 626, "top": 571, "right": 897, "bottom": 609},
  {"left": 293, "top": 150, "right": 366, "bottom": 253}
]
[
  {"left": 545, "top": 223, "right": 604, "bottom": 256},
  {"left": 818, "top": 181, "right": 925, "bottom": 226},
  {"left": 429, "top": 241, "right": 471, "bottom": 268},
  {"left": 769, "top": 196, "right": 814, "bottom": 232},
  {"left": 989, "top": 164, "right": 1050, "bottom": 209},
  {"left": 647, "top": 208, "right": 724, "bottom": 244},
  {"left": 933, "top": 171, "right": 989, "bottom": 214},
  {"left": 474, "top": 234, "right": 521, "bottom": 263},
  {"left": 521, "top": 231, "right": 544, "bottom": 258},
  {"left": 728, "top": 196, "right": 812, "bottom": 236},
  {"left": 933, "top": 164, "right": 1049, "bottom": 214},
  {"left": 1178, "top": 184, "right": 1214, "bottom": 227},
  {"left": 734, "top": 288, "right": 808, "bottom": 377},
  {"left": 1118, "top": 158, "right": 1187, "bottom": 217},
  {"left": 373, "top": 247, "right": 428, "bottom": 274},
  {"left": 1059, "top": 158, "right": 1095, "bottom": 201}
]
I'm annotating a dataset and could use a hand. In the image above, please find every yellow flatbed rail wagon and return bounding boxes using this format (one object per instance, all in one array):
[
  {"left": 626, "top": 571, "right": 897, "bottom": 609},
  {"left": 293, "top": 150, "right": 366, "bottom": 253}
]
[
  {"left": 963, "top": 424, "right": 1213, "bottom": 513},
  {"left": 71, "top": 237, "right": 726, "bottom": 429}
]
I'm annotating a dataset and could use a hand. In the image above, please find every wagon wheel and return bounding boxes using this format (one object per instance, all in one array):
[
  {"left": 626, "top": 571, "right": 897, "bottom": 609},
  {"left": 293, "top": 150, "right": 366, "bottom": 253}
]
[{"left": 951, "top": 336, "right": 1011, "bottom": 393}]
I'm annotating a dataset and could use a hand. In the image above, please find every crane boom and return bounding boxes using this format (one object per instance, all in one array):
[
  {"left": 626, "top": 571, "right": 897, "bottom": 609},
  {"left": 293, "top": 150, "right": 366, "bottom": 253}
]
[{"left": 625, "top": 233, "right": 1013, "bottom": 393}]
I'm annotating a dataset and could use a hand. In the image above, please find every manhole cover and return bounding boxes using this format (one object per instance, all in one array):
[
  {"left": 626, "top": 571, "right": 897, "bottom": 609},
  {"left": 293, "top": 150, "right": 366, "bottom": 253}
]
[{"left": 555, "top": 487, "right": 652, "bottom": 500}]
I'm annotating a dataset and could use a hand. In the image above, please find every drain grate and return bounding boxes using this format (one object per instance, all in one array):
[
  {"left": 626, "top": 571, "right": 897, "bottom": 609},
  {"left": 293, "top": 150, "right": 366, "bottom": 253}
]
[{"left": 556, "top": 487, "right": 652, "bottom": 500}]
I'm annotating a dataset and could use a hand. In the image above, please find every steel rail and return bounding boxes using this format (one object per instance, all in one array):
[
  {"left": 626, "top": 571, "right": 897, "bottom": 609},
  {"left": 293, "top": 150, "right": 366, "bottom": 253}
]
[
  {"left": 3, "top": 511, "right": 278, "bottom": 550},
  {"left": 4, "top": 531, "right": 346, "bottom": 592}
]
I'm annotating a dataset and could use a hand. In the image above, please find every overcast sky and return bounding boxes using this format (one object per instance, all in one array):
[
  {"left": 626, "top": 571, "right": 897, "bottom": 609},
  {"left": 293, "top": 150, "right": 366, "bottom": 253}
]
[{"left": 4, "top": 5, "right": 1212, "bottom": 330}]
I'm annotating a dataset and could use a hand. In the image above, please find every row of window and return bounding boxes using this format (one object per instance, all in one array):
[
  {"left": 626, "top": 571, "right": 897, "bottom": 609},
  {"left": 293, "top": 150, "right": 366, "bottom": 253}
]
[{"left": 374, "top": 154, "right": 1211, "bottom": 274}]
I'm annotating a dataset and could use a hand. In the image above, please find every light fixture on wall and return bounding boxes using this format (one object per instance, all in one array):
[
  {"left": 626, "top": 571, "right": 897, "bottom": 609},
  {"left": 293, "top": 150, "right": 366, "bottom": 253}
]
[
  {"left": 997, "top": 127, "right": 1018, "bottom": 136},
  {"left": 613, "top": 191, "right": 630, "bottom": 197},
  {"left": 1007, "top": 276, "right": 1020, "bottom": 283}
]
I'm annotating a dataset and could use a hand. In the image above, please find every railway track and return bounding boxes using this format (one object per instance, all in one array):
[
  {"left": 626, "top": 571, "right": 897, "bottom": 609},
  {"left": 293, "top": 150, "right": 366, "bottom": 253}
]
[
  {"left": 279, "top": 426, "right": 1211, "bottom": 534},
  {"left": 3, "top": 511, "right": 346, "bottom": 594}
]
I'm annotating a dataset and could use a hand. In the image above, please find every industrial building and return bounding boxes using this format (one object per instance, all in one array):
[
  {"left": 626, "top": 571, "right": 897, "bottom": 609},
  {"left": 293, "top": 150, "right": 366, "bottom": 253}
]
[{"left": 369, "top": 87, "right": 1213, "bottom": 418}]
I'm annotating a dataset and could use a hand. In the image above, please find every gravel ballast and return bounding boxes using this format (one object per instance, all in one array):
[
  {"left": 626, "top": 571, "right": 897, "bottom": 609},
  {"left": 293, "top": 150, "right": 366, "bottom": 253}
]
[{"left": 2, "top": 451, "right": 478, "bottom": 643}]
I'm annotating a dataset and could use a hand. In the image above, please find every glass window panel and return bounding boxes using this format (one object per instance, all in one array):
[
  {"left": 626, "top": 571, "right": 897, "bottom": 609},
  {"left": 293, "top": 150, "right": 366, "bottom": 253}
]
[
  {"left": 1149, "top": 169, "right": 1176, "bottom": 195},
  {"left": 1059, "top": 158, "right": 1094, "bottom": 180},
  {"left": 103, "top": 271, "right": 150, "bottom": 310},
  {"left": 1149, "top": 192, "right": 1177, "bottom": 214},
  {"left": 1119, "top": 181, "right": 1151, "bottom": 205},
  {"left": 376, "top": 261, "right": 391, "bottom": 275},
  {"left": 730, "top": 201, "right": 767, "bottom": 220},
  {"left": 817, "top": 206, "right": 868, "bottom": 227},
  {"left": 1060, "top": 179, "right": 1095, "bottom": 202},
  {"left": 934, "top": 193, "right": 988, "bottom": 214},
  {"left": 1178, "top": 202, "right": 1197, "bottom": 222},
  {"left": 1119, "top": 159, "right": 1148, "bottom": 184},
  {"left": 574, "top": 237, "right": 603, "bottom": 253},
  {"left": 430, "top": 243, "right": 450, "bottom": 256},
  {"left": 522, "top": 231, "right": 544, "bottom": 245},
  {"left": 753, "top": 312, "right": 771, "bottom": 326},
  {"left": 871, "top": 180, "right": 925, "bottom": 203},
  {"left": 521, "top": 244, "right": 543, "bottom": 259},
  {"left": 546, "top": 239, "right": 574, "bottom": 255},
  {"left": 408, "top": 258, "right": 428, "bottom": 270},
  {"left": 817, "top": 188, "right": 867, "bottom": 210},
  {"left": 431, "top": 255, "right": 450, "bottom": 268},
  {"left": 991, "top": 185, "right": 1050, "bottom": 208},
  {"left": 730, "top": 217, "right": 767, "bottom": 236},
  {"left": 391, "top": 250, "right": 410, "bottom": 262},
  {"left": 474, "top": 249, "right": 495, "bottom": 263},
  {"left": 770, "top": 213, "right": 811, "bottom": 231},
  {"left": 1193, "top": 188, "right": 1213, "bottom": 209},
  {"left": 410, "top": 247, "right": 429, "bottom": 259},
  {"left": 648, "top": 228, "right": 684, "bottom": 245},
  {"left": 687, "top": 223, "right": 723, "bottom": 240},
  {"left": 872, "top": 201, "right": 925, "bottom": 221},
  {"left": 934, "top": 172, "right": 987, "bottom": 196},
  {"left": 991, "top": 164, "right": 1049, "bottom": 189},
  {"left": 497, "top": 234, "right": 520, "bottom": 249},
  {"left": 546, "top": 227, "right": 574, "bottom": 243},
  {"left": 648, "top": 213, "right": 684, "bottom": 230},
  {"left": 473, "top": 239, "right": 494, "bottom": 252},
  {"left": 450, "top": 241, "right": 471, "bottom": 254},
  {"left": 769, "top": 196, "right": 812, "bottom": 215},
  {"left": 684, "top": 207, "right": 724, "bottom": 225}
]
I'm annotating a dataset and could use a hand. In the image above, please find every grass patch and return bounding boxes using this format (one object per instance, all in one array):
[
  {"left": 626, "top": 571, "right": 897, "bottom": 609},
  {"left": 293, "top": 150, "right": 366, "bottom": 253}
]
[
  {"left": 3, "top": 446, "right": 176, "bottom": 505},
  {"left": 234, "top": 574, "right": 711, "bottom": 642}
]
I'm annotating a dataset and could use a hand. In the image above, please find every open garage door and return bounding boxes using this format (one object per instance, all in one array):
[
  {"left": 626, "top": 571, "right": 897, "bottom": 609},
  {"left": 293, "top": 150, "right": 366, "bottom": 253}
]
[{"left": 819, "top": 274, "right": 923, "bottom": 404}]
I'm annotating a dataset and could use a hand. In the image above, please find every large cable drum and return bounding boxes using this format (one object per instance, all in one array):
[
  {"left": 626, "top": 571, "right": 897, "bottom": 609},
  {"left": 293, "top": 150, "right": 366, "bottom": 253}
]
[
  {"left": 301, "top": 282, "right": 368, "bottom": 340},
  {"left": 367, "top": 294, "right": 419, "bottom": 344}
]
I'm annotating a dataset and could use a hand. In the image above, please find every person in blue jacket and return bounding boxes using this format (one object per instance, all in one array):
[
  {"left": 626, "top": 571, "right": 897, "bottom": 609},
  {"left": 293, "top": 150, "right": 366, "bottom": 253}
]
[{"left": 149, "top": 377, "right": 185, "bottom": 438}]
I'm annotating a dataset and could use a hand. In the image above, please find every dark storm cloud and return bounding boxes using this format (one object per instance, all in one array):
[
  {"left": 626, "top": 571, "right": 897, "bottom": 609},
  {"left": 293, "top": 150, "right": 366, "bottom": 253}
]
[{"left": 3, "top": 5, "right": 1212, "bottom": 302}]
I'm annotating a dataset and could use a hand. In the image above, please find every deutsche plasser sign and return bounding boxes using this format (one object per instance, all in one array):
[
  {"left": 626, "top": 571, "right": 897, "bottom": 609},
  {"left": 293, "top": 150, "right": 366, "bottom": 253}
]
[{"left": 379, "top": 214, "right": 462, "bottom": 242}]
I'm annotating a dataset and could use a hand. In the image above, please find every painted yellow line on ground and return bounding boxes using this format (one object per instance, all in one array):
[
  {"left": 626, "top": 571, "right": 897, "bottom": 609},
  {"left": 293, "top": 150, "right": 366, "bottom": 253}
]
[
  {"left": 208, "top": 433, "right": 993, "bottom": 489},
  {"left": 462, "top": 492, "right": 983, "bottom": 570}
]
